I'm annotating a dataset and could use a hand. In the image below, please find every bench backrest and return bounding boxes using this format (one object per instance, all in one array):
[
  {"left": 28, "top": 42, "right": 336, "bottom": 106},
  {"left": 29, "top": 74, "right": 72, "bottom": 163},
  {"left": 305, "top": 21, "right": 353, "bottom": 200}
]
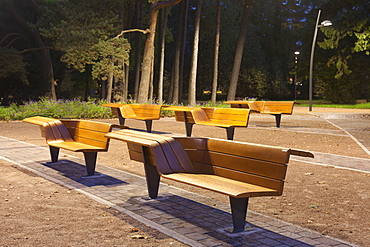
[
  {"left": 129, "top": 104, "right": 162, "bottom": 119},
  {"left": 202, "top": 108, "right": 250, "bottom": 126},
  {"left": 174, "top": 137, "right": 290, "bottom": 195},
  {"left": 60, "top": 120, "right": 112, "bottom": 150},
  {"left": 107, "top": 130, "right": 198, "bottom": 174},
  {"left": 174, "top": 111, "right": 195, "bottom": 123},
  {"left": 103, "top": 103, "right": 162, "bottom": 119},
  {"left": 229, "top": 101, "right": 262, "bottom": 112},
  {"left": 24, "top": 116, "right": 113, "bottom": 150},
  {"left": 109, "top": 129, "right": 291, "bottom": 194},
  {"left": 261, "top": 101, "right": 294, "bottom": 114},
  {"left": 174, "top": 107, "right": 250, "bottom": 126},
  {"left": 191, "top": 108, "right": 212, "bottom": 124},
  {"left": 119, "top": 105, "right": 137, "bottom": 118}
]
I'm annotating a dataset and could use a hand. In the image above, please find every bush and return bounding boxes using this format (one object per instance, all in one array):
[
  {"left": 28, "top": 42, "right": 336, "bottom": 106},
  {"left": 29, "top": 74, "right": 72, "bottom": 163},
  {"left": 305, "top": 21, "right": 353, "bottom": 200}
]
[{"left": 0, "top": 98, "right": 112, "bottom": 121}]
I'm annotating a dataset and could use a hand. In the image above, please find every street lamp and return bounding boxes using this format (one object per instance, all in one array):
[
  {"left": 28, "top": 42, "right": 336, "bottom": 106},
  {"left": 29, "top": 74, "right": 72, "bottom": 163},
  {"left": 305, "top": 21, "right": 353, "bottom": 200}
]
[
  {"left": 309, "top": 10, "right": 332, "bottom": 111},
  {"left": 294, "top": 51, "right": 300, "bottom": 101}
]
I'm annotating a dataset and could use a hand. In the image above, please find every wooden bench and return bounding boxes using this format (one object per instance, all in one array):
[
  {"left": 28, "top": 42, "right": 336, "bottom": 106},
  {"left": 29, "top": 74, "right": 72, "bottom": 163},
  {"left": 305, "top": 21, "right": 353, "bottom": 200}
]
[
  {"left": 164, "top": 106, "right": 250, "bottom": 140},
  {"left": 105, "top": 129, "right": 313, "bottom": 233},
  {"left": 23, "top": 116, "right": 113, "bottom": 176},
  {"left": 225, "top": 101, "right": 295, "bottom": 128},
  {"left": 103, "top": 103, "right": 164, "bottom": 132}
]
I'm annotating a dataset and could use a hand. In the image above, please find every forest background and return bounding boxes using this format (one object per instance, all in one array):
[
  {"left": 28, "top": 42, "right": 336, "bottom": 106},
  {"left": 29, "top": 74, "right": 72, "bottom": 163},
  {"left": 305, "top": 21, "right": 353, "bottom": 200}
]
[{"left": 0, "top": 0, "right": 369, "bottom": 106}]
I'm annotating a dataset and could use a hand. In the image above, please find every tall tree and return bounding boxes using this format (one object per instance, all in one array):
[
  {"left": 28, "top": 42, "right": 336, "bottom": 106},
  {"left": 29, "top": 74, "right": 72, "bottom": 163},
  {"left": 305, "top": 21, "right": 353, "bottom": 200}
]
[
  {"left": 158, "top": 7, "right": 169, "bottom": 104},
  {"left": 168, "top": 0, "right": 188, "bottom": 104},
  {"left": 1, "top": 0, "right": 56, "bottom": 99},
  {"left": 211, "top": 0, "right": 221, "bottom": 104},
  {"left": 227, "top": 1, "right": 252, "bottom": 101},
  {"left": 188, "top": 0, "right": 202, "bottom": 105},
  {"left": 137, "top": 0, "right": 182, "bottom": 103}
]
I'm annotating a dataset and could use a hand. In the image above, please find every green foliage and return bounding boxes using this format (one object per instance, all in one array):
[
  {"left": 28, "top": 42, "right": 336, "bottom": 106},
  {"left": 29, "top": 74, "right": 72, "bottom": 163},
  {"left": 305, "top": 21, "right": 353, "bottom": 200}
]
[
  {"left": 0, "top": 48, "right": 28, "bottom": 83},
  {"left": 91, "top": 38, "right": 131, "bottom": 81},
  {"left": 1, "top": 98, "right": 369, "bottom": 121},
  {"left": 38, "top": 0, "right": 124, "bottom": 73},
  {"left": 319, "top": 3, "right": 370, "bottom": 79},
  {"left": 353, "top": 25, "right": 370, "bottom": 54},
  {"left": 296, "top": 100, "right": 370, "bottom": 109},
  {"left": 0, "top": 98, "right": 112, "bottom": 121}
]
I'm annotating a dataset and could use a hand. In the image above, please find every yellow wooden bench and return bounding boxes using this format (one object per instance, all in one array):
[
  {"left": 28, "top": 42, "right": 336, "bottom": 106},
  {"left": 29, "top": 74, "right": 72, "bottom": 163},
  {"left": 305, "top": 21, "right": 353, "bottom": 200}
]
[
  {"left": 102, "top": 103, "right": 164, "bottom": 133},
  {"left": 23, "top": 116, "right": 113, "bottom": 176},
  {"left": 105, "top": 129, "right": 313, "bottom": 233},
  {"left": 225, "top": 101, "right": 295, "bottom": 127},
  {"left": 164, "top": 106, "right": 250, "bottom": 140}
]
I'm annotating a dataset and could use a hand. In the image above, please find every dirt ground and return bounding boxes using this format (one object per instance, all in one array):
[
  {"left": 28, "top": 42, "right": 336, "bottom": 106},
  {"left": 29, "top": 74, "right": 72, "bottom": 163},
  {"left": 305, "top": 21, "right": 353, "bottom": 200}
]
[{"left": 1, "top": 106, "right": 370, "bottom": 246}]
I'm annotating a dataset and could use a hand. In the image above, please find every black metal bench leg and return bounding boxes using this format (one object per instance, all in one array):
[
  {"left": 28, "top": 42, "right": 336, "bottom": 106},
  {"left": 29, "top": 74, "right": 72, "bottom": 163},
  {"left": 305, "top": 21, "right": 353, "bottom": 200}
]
[
  {"left": 83, "top": 152, "right": 98, "bottom": 176},
  {"left": 49, "top": 146, "right": 60, "bottom": 162},
  {"left": 229, "top": 197, "right": 249, "bottom": 233},
  {"left": 145, "top": 120, "right": 153, "bottom": 133},
  {"left": 118, "top": 114, "right": 126, "bottom": 126},
  {"left": 274, "top": 114, "right": 282, "bottom": 128},
  {"left": 226, "top": 127, "right": 235, "bottom": 140},
  {"left": 142, "top": 147, "right": 160, "bottom": 199},
  {"left": 185, "top": 123, "right": 194, "bottom": 137},
  {"left": 182, "top": 112, "right": 194, "bottom": 137}
]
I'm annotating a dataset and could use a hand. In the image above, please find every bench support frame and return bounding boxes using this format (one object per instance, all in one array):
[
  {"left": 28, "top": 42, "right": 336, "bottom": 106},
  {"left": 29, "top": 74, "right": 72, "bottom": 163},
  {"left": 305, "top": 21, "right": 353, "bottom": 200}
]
[
  {"left": 225, "top": 127, "right": 235, "bottom": 140},
  {"left": 273, "top": 114, "right": 282, "bottom": 128},
  {"left": 49, "top": 146, "right": 60, "bottom": 163},
  {"left": 118, "top": 115, "right": 154, "bottom": 133},
  {"left": 84, "top": 152, "right": 98, "bottom": 176},
  {"left": 118, "top": 114, "right": 126, "bottom": 126},
  {"left": 229, "top": 197, "right": 249, "bottom": 233},
  {"left": 145, "top": 120, "right": 153, "bottom": 133},
  {"left": 49, "top": 146, "right": 98, "bottom": 176},
  {"left": 142, "top": 146, "right": 160, "bottom": 198}
]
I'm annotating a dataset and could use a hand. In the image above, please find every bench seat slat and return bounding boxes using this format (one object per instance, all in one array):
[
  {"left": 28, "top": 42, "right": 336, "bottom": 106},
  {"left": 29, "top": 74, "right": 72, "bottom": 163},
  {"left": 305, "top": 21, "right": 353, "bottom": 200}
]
[
  {"left": 23, "top": 117, "right": 113, "bottom": 176},
  {"left": 162, "top": 173, "right": 280, "bottom": 198},
  {"left": 175, "top": 137, "right": 290, "bottom": 164},
  {"left": 72, "top": 128, "right": 109, "bottom": 143},
  {"left": 48, "top": 141, "right": 107, "bottom": 152},
  {"left": 186, "top": 150, "right": 287, "bottom": 180}
]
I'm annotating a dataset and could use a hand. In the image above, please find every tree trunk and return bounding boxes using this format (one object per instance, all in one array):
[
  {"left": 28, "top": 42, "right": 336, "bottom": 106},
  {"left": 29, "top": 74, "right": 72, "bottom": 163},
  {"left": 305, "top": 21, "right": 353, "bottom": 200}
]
[
  {"left": 106, "top": 56, "right": 114, "bottom": 102},
  {"left": 113, "top": 60, "right": 126, "bottom": 102},
  {"left": 172, "top": 6, "right": 182, "bottom": 104},
  {"left": 138, "top": 0, "right": 182, "bottom": 103},
  {"left": 188, "top": 0, "right": 202, "bottom": 106},
  {"left": 211, "top": 0, "right": 221, "bottom": 104},
  {"left": 6, "top": 0, "right": 56, "bottom": 99},
  {"left": 133, "top": 0, "right": 143, "bottom": 100},
  {"left": 179, "top": 0, "right": 189, "bottom": 101},
  {"left": 158, "top": 7, "right": 169, "bottom": 104},
  {"left": 42, "top": 49, "right": 56, "bottom": 99},
  {"left": 227, "top": 3, "right": 251, "bottom": 101}
]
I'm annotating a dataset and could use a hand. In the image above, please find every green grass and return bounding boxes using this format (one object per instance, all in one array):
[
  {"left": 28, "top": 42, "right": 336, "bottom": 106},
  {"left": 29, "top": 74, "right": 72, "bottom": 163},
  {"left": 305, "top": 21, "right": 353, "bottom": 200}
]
[
  {"left": 0, "top": 98, "right": 113, "bottom": 121},
  {"left": 295, "top": 100, "right": 370, "bottom": 109},
  {"left": 1, "top": 98, "right": 369, "bottom": 121}
]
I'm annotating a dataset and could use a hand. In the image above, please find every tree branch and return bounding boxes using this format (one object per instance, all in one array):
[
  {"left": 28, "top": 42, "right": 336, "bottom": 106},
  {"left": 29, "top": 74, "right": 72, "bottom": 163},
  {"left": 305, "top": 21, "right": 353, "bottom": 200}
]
[
  {"left": 0, "top": 33, "right": 28, "bottom": 46},
  {"left": 115, "top": 29, "right": 151, "bottom": 38},
  {"left": 151, "top": 0, "right": 182, "bottom": 12},
  {"left": 20, "top": 47, "right": 57, "bottom": 54}
]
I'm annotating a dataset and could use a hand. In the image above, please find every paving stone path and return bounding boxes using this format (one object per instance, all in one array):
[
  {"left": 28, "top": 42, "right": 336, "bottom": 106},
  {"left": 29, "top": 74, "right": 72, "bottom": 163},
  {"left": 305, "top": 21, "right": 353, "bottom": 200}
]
[{"left": 0, "top": 134, "right": 361, "bottom": 247}]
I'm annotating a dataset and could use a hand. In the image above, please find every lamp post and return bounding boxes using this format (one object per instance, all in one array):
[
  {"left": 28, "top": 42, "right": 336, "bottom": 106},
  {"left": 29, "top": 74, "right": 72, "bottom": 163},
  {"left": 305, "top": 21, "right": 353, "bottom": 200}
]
[
  {"left": 309, "top": 10, "right": 332, "bottom": 111},
  {"left": 294, "top": 51, "right": 300, "bottom": 101}
]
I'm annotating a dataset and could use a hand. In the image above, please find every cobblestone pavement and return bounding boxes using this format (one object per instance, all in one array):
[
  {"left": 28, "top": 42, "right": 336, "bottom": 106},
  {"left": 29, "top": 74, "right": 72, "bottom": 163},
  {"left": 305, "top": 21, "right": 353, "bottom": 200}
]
[
  {"left": 313, "top": 112, "right": 370, "bottom": 156},
  {"left": 0, "top": 136, "right": 360, "bottom": 247},
  {"left": 2, "top": 108, "right": 369, "bottom": 247}
]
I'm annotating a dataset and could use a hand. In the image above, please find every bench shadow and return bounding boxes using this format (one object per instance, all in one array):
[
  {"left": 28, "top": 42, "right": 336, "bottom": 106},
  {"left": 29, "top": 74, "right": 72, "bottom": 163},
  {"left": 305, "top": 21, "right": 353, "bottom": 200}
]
[
  {"left": 119, "top": 194, "right": 314, "bottom": 246},
  {"left": 42, "top": 159, "right": 128, "bottom": 188}
]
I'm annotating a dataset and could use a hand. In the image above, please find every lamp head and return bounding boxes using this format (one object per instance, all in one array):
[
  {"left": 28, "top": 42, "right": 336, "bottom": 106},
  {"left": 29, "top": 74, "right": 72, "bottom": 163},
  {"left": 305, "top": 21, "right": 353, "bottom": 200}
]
[{"left": 320, "top": 20, "right": 332, "bottom": 27}]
